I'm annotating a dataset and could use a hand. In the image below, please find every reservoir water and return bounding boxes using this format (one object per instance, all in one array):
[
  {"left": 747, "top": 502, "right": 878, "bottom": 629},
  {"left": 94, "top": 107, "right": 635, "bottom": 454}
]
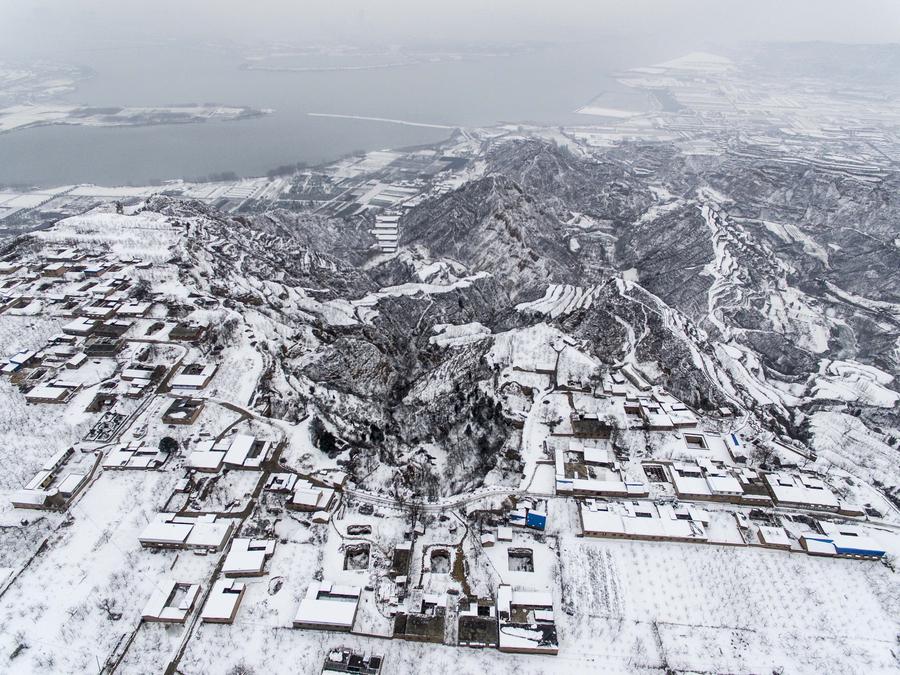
[{"left": 0, "top": 39, "right": 674, "bottom": 187}]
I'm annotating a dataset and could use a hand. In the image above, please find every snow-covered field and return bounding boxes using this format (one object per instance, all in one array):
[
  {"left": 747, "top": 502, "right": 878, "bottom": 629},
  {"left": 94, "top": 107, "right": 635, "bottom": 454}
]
[
  {"left": 0, "top": 375, "right": 92, "bottom": 495},
  {"left": 0, "top": 471, "right": 191, "bottom": 674},
  {"left": 557, "top": 536, "right": 900, "bottom": 674},
  {"left": 811, "top": 360, "right": 900, "bottom": 408},
  {"left": 810, "top": 411, "right": 900, "bottom": 491},
  {"left": 35, "top": 211, "right": 180, "bottom": 261},
  {"left": 515, "top": 284, "right": 602, "bottom": 318}
]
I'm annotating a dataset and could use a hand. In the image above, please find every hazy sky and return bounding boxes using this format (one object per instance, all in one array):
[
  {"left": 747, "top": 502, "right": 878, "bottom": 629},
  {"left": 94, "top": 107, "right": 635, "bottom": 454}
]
[{"left": 2, "top": 0, "right": 899, "bottom": 55}]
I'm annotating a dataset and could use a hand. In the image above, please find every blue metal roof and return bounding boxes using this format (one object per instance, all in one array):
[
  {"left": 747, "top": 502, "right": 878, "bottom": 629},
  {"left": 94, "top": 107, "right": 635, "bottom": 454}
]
[
  {"left": 806, "top": 536, "right": 884, "bottom": 557},
  {"left": 833, "top": 544, "right": 885, "bottom": 557}
]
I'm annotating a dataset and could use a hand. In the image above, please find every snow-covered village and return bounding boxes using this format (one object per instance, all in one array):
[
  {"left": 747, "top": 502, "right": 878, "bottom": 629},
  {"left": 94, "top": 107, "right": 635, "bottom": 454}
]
[
  {"left": 1, "top": 173, "right": 899, "bottom": 672},
  {"left": 2, "top": 3, "right": 900, "bottom": 675}
]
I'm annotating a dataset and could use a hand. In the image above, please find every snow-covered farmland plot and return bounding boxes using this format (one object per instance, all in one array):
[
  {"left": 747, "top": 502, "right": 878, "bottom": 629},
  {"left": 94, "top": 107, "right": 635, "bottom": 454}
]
[
  {"left": 0, "top": 315, "right": 63, "bottom": 355},
  {"left": 0, "top": 316, "right": 84, "bottom": 494},
  {"left": 0, "top": 378, "right": 93, "bottom": 494},
  {"left": 810, "top": 410, "right": 900, "bottom": 490},
  {"left": 557, "top": 537, "right": 900, "bottom": 674},
  {"left": 0, "top": 471, "right": 188, "bottom": 674},
  {"left": 34, "top": 212, "right": 180, "bottom": 262}
]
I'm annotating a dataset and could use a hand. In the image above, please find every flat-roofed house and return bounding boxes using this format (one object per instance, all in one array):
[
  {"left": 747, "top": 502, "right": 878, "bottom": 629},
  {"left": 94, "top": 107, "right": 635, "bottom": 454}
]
[
  {"left": 457, "top": 597, "right": 499, "bottom": 649},
  {"left": 169, "top": 322, "right": 207, "bottom": 342},
  {"left": 222, "top": 434, "right": 270, "bottom": 469},
  {"left": 12, "top": 448, "right": 85, "bottom": 506},
  {"left": 801, "top": 522, "right": 886, "bottom": 559},
  {"left": 322, "top": 648, "right": 383, "bottom": 675},
  {"left": 289, "top": 480, "right": 335, "bottom": 512},
  {"left": 763, "top": 472, "right": 840, "bottom": 512},
  {"left": 170, "top": 364, "right": 217, "bottom": 390},
  {"left": 3, "top": 349, "right": 37, "bottom": 373},
  {"left": 200, "top": 579, "right": 246, "bottom": 624},
  {"left": 103, "top": 442, "right": 168, "bottom": 470},
  {"left": 78, "top": 300, "right": 119, "bottom": 320},
  {"left": 84, "top": 336, "right": 123, "bottom": 357},
  {"left": 292, "top": 581, "right": 361, "bottom": 632},
  {"left": 62, "top": 317, "right": 97, "bottom": 336},
  {"left": 25, "top": 382, "right": 76, "bottom": 404},
  {"left": 669, "top": 462, "right": 712, "bottom": 500},
  {"left": 800, "top": 536, "right": 838, "bottom": 557},
  {"left": 94, "top": 318, "right": 132, "bottom": 337},
  {"left": 65, "top": 352, "right": 87, "bottom": 369},
  {"left": 141, "top": 579, "right": 201, "bottom": 623},
  {"left": 116, "top": 301, "right": 152, "bottom": 317},
  {"left": 46, "top": 247, "right": 84, "bottom": 263},
  {"left": 392, "top": 591, "right": 447, "bottom": 643},
  {"left": 669, "top": 460, "right": 746, "bottom": 504},
  {"left": 121, "top": 363, "right": 161, "bottom": 384},
  {"left": 42, "top": 262, "right": 67, "bottom": 277},
  {"left": 265, "top": 473, "right": 298, "bottom": 493},
  {"left": 185, "top": 439, "right": 227, "bottom": 472},
  {"left": 222, "top": 538, "right": 276, "bottom": 577},
  {"left": 580, "top": 501, "right": 708, "bottom": 544},
  {"left": 639, "top": 400, "right": 675, "bottom": 431},
  {"left": 138, "top": 513, "right": 233, "bottom": 552},
  {"left": 702, "top": 463, "right": 744, "bottom": 500},
  {"left": 497, "top": 585, "right": 559, "bottom": 655},
  {"left": 757, "top": 526, "right": 792, "bottom": 550}
]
